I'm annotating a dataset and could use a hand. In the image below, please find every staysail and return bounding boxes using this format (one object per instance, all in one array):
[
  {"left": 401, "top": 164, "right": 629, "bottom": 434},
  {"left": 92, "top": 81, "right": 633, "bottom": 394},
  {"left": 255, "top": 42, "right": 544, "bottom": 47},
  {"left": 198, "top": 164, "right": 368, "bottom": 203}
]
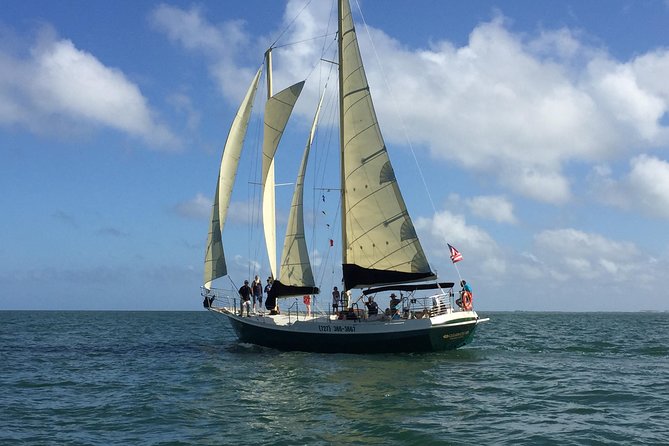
[
  {"left": 204, "top": 66, "right": 263, "bottom": 289},
  {"left": 269, "top": 94, "right": 325, "bottom": 300},
  {"left": 261, "top": 81, "right": 306, "bottom": 279},
  {"left": 338, "top": 0, "right": 436, "bottom": 290}
]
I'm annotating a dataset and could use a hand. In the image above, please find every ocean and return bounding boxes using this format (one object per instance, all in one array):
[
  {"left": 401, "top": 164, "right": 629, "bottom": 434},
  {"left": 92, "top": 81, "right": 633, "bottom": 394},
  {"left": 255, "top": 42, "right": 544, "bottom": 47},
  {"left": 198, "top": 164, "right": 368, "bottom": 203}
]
[{"left": 1, "top": 311, "right": 667, "bottom": 445}]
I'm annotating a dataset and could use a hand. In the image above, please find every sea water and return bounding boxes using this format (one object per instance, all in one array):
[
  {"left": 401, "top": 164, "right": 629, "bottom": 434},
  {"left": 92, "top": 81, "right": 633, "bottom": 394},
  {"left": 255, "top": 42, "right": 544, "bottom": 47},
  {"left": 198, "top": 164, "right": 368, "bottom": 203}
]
[{"left": 1, "top": 311, "right": 667, "bottom": 445}]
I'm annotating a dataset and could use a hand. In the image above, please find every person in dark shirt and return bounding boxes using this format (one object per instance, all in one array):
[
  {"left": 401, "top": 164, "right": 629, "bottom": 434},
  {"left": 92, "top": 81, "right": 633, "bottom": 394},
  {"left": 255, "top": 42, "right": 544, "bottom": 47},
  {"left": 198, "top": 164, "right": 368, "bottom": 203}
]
[
  {"left": 364, "top": 296, "right": 379, "bottom": 316},
  {"left": 238, "top": 280, "right": 252, "bottom": 316},
  {"left": 202, "top": 295, "right": 214, "bottom": 308},
  {"left": 332, "top": 287, "right": 340, "bottom": 314}
]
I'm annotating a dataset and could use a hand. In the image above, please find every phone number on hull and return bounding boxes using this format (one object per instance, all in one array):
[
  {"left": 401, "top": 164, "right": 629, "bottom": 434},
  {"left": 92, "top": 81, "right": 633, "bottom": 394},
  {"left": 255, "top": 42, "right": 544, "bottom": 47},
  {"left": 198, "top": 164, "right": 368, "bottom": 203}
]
[{"left": 318, "top": 325, "right": 356, "bottom": 333}]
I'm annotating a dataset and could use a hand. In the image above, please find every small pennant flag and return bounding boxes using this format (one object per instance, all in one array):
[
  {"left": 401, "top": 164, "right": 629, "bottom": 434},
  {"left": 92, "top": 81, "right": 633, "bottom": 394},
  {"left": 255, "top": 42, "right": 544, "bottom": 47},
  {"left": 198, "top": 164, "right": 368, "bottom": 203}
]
[{"left": 448, "top": 244, "right": 463, "bottom": 263}]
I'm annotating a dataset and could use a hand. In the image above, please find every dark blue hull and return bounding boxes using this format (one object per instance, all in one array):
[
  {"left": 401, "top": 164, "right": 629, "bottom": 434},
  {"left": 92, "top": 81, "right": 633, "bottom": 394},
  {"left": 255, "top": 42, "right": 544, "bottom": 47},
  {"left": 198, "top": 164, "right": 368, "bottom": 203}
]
[{"left": 225, "top": 315, "right": 480, "bottom": 353}]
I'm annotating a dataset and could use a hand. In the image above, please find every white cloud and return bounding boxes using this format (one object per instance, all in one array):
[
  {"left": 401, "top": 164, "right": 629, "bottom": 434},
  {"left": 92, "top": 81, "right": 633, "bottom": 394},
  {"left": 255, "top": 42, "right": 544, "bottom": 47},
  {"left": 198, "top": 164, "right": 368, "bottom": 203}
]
[
  {"left": 627, "top": 155, "right": 669, "bottom": 218},
  {"left": 529, "top": 228, "right": 645, "bottom": 283},
  {"left": 174, "top": 193, "right": 211, "bottom": 219},
  {"left": 149, "top": 4, "right": 250, "bottom": 55},
  {"left": 151, "top": 4, "right": 669, "bottom": 204},
  {"left": 149, "top": 3, "right": 260, "bottom": 106},
  {"left": 0, "top": 26, "right": 178, "bottom": 148},
  {"left": 466, "top": 195, "right": 517, "bottom": 224},
  {"left": 589, "top": 155, "right": 669, "bottom": 219},
  {"left": 415, "top": 209, "right": 506, "bottom": 276}
]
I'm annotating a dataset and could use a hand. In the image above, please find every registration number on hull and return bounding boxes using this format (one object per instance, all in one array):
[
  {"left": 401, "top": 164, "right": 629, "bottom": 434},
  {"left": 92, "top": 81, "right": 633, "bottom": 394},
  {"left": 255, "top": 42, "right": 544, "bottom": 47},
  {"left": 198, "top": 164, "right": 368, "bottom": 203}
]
[{"left": 319, "top": 325, "right": 356, "bottom": 333}]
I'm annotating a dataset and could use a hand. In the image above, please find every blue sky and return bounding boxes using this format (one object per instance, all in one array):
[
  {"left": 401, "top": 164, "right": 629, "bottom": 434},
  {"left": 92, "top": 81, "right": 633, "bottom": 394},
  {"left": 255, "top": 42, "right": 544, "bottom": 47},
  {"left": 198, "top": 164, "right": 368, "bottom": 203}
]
[{"left": 2, "top": 0, "right": 668, "bottom": 311}]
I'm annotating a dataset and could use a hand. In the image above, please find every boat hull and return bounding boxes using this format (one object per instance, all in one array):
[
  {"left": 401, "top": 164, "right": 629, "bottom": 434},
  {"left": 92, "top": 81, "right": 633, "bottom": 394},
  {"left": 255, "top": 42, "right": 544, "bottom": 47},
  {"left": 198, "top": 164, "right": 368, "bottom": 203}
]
[{"left": 217, "top": 310, "right": 483, "bottom": 353}]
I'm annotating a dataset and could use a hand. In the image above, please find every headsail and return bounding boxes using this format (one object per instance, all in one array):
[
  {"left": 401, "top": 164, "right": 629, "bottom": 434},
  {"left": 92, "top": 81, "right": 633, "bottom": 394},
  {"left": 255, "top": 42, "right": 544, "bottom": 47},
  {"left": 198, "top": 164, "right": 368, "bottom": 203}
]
[
  {"left": 203, "top": 66, "right": 262, "bottom": 289},
  {"left": 203, "top": 181, "right": 225, "bottom": 290},
  {"left": 270, "top": 93, "right": 326, "bottom": 299},
  {"left": 261, "top": 81, "right": 305, "bottom": 279},
  {"left": 338, "top": 0, "right": 436, "bottom": 290}
]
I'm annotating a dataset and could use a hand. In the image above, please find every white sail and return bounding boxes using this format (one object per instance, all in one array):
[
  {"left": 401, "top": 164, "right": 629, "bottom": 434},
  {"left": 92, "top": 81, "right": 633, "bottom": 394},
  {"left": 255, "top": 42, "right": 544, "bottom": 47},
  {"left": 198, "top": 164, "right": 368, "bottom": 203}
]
[
  {"left": 261, "top": 81, "right": 305, "bottom": 279},
  {"left": 278, "top": 94, "right": 324, "bottom": 289},
  {"left": 338, "top": 0, "right": 435, "bottom": 289},
  {"left": 203, "top": 66, "right": 262, "bottom": 289}
]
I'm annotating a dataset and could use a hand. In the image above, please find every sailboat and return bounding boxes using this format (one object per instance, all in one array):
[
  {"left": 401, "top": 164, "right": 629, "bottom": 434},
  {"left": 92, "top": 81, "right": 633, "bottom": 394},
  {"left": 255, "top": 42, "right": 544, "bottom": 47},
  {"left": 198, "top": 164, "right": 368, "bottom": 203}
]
[{"left": 201, "top": 0, "right": 488, "bottom": 353}]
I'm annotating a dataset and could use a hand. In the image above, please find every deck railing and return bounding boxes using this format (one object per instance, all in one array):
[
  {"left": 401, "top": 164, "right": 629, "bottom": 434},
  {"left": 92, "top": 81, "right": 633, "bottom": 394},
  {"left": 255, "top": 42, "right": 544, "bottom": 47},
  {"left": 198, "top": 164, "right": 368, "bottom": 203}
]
[{"left": 202, "top": 287, "right": 461, "bottom": 321}]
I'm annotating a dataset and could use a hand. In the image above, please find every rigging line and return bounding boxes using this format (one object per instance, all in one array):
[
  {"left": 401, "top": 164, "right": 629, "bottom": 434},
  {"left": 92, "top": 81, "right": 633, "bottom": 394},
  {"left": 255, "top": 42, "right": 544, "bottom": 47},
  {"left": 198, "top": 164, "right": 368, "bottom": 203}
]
[
  {"left": 307, "top": 67, "right": 337, "bottom": 283},
  {"left": 354, "top": 0, "right": 438, "bottom": 216},
  {"left": 311, "top": 92, "right": 339, "bottom": 288},
  {"left": 273, "top": 33, "right": 337, "bottom": 49},
  {"left": 269, "top": 0, "right": 314, "bottom": 49}
]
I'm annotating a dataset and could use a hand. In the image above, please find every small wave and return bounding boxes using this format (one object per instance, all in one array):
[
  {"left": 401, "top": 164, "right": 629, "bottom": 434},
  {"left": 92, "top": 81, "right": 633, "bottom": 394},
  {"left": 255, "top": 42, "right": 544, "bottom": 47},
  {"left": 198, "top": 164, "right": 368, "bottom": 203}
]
[{"left": 633, "top": 345, "right": 668, "bottom": 357}]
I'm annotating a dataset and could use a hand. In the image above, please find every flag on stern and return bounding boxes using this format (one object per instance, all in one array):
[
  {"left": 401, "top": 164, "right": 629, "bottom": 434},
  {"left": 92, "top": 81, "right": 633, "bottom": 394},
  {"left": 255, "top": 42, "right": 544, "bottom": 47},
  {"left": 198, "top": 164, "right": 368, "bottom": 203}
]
[{"left": 448, "top": 244, "right": 463, "bottom": 263}]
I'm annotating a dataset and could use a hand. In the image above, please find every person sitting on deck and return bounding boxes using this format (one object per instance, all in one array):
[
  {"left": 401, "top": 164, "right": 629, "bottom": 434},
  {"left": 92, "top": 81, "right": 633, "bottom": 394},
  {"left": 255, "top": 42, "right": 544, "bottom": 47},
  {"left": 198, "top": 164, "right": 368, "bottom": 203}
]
[
  {"left": 346, "top": 307, "right": 358, "bottom": 320},
  {"left": 456, "top": 280, "right": 473, "bottom": 311},
  {"left": 389, "top": 293, "right": 402, "bottom": 312}
]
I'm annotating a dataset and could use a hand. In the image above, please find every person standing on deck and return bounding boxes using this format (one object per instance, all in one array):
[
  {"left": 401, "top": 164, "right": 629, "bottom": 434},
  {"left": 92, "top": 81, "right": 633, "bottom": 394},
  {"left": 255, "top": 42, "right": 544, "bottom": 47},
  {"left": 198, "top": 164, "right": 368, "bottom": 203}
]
[
  {"left": 364, "top": 296, "right": 379, "bottom": 319},
  {"left": 238, "top": 280, "right": 252, "bottom": 316},
  {"left": 303, "top": 295, "right": 312, "bottom": 317},
  {"left": 251, "top": 275, "right": 263, "bottom": 313},
  {"left": 265, "top": 276, "right": 273, "bottom": 294},
  {"left": 332, "top": 287, "right": 340, "bottom": 314}
]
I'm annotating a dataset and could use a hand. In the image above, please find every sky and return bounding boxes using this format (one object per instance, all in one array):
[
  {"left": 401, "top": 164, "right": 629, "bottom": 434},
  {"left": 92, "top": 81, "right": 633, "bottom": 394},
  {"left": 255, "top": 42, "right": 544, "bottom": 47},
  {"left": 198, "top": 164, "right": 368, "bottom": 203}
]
[{"left": 2, "top": 0, "right": 669, "bottom": 311}]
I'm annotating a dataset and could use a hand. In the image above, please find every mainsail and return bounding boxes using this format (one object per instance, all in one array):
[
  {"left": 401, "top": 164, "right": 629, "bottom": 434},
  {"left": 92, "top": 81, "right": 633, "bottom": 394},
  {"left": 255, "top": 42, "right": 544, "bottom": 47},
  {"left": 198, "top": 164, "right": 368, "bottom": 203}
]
[
  {"left": 338, "top": 0, "right": 436, "bottom": 290},
  {"left": 261, "top": 81, "right": 305, "bottom": 279},
  {"left": 204, "top": 67, "right": 262, "bottom": 289},
  {"left": 269, "top": 94, "right": 325, "bottom": 299}
]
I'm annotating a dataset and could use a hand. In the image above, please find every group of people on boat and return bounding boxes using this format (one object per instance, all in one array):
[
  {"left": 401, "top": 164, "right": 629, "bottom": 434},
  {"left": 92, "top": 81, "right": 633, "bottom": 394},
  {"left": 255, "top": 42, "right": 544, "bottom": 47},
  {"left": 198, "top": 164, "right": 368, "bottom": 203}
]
[
  {"left": 236, "top": 275, "right": 276, "bottom": 316},
  {"left": 331, "top": 280, "right": 474, "bottom": 320},
  {"left": 226, "top": 275, "right": 474, "bottom": 317}
]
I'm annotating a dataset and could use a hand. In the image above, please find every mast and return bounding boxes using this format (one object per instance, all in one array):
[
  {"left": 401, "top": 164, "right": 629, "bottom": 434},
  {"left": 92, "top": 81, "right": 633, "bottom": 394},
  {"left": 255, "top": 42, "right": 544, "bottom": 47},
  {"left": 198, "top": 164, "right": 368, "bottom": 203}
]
[
  {"left": 337, "top": 0, "right": 347, "bottom": 277},
  {"left": 263, "top": 48, "right": 277, "bottom": 279},
  {"left": 265, "top": 48, "right": 273, "bottom": 99}
]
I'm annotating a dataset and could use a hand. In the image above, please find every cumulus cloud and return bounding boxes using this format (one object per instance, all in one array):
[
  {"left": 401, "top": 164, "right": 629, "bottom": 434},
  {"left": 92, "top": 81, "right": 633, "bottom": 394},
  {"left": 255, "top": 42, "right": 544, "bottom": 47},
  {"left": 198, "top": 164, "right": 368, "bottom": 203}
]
[
  {"left": 527, "top": 228, "right": 650, "bottom": 284},
  {"left": 149, "top": 3, "right": 260, "bottom": 106},
  {"left": 415, "top": 209, "right": 506, "bottom": 276},
  {"left": 150, "top": 3, "right": 669, "bottom": 204},
  {"left": 589, "top": 155, "right": 669, "bottom": 219},
  {"left": 174, "top": 193, "right": 211, "bottom": 219},
  {"left": 466, "top": 195, "right": 517, "bottom": 224},
  {"left": 0, "top": 26, "right": 178, "bottom": 148}
]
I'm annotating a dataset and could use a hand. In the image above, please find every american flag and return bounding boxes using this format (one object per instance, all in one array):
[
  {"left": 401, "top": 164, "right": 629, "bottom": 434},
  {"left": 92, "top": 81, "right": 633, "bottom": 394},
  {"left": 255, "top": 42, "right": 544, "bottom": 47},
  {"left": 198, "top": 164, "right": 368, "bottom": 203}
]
[{"left": 448, "top": 244, "right": 463, "bottom": 263}]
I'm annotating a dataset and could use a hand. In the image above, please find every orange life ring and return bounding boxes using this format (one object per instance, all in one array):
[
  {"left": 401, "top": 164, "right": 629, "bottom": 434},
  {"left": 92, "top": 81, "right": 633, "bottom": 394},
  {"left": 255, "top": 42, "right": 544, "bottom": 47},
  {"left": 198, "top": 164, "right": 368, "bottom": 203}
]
[{"left": 462, "top": 291, "right": 473, "bottom": 311}]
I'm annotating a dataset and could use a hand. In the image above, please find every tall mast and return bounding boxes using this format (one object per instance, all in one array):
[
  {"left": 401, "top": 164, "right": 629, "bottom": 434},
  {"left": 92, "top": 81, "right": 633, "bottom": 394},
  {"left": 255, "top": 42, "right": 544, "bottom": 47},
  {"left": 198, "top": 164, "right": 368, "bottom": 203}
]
[
  {"left": 337, "top": 0, "right": 347, "bottom": 274},
  {"left": 265, "top": 48, "right": 273, "bottom": 99},
  {"left": 264, "top": 48, "right": 276, "bottom": 278}
]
